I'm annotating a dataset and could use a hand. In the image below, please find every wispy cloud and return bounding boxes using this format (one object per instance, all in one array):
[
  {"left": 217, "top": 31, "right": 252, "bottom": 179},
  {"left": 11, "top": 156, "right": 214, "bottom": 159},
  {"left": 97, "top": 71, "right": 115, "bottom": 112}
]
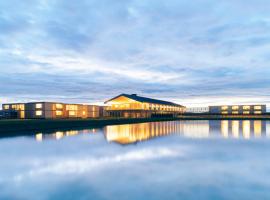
[{"left": 1, "top": 0, "right": 270, "bottom": 106}]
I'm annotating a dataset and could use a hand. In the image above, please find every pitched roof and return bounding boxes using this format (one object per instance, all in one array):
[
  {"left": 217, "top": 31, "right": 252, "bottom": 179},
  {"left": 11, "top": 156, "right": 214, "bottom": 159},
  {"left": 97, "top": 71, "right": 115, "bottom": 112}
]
[{"left": 105, "top": 94, "right": 185, "bottom": 107}]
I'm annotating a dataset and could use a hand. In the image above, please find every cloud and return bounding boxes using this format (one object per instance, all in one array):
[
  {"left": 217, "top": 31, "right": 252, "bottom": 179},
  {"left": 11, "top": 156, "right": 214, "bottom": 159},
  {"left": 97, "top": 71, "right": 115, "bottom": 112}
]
[{"left": 1, "top": 0, "right": 270, "bottom": 106}]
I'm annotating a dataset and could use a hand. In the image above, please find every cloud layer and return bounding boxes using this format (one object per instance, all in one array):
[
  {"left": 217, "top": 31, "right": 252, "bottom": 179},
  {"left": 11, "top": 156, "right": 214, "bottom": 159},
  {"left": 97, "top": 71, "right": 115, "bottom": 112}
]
[{"left": 1, "top": 0, "right": 270, "bottom": 106}]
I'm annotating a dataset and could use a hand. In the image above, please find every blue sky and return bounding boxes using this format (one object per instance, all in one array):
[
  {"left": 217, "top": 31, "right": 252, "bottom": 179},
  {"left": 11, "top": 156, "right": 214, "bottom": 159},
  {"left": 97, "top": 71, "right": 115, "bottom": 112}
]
[{"left": 1, "top": 0, "right": 270, "bottom": 106}]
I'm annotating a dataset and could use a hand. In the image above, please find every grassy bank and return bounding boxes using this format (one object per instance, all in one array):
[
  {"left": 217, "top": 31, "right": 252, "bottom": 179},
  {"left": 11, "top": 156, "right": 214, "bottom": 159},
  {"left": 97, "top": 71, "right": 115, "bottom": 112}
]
[{"left": 1, "top": 115, "right": 270, "bottom": 136}]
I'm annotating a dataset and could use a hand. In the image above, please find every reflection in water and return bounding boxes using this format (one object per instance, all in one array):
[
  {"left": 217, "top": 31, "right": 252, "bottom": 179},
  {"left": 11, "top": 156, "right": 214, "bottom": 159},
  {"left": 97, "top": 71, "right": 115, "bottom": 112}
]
[
  {"left": 105, "top": 120, "right": 267, "bottom": 144},
  {"left": 232, "top": 121, "right": 239, "bottom": 138},
  {"left": 242, "top": 120, "right": 251, "bottom": 139},
  {"left": 221, "top": 121, "right": 229, "bottom": 138},
  {"left": 35, "top": 129, "right": 97, "bottom": 141},
  {"left": 34, "top": 120, "right": 269, "bottom": 144}
]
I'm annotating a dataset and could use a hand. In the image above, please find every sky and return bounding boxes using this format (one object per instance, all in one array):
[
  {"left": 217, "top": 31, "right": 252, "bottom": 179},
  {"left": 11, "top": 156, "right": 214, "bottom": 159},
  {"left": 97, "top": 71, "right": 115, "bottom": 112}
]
[{"left": 1, "top": 0, "right": 270, "bottom": 107}]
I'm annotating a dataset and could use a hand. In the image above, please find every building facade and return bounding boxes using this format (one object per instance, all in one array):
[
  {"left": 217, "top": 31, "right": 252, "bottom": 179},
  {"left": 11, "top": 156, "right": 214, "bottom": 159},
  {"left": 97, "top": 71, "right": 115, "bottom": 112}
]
[
  {"left": 209, "top": 105, "right": 267, "bottom": 115},
  {"left": 186, "top": 107, "right": 209, "bottom": 113},
  {"left": 2, "top": 102, "right": 100, "bottom": 119},
  {"left": 105, "top": 94, "right": 186, "bottom": 118}
]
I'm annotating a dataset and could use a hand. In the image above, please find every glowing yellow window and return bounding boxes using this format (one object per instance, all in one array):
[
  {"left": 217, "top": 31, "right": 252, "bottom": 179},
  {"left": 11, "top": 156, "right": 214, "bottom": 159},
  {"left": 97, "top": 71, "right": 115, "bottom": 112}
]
[
  {"left": 254, "top": 106, "right": 262, "bottom": 110},
  {"left": 36, "top": 103, "right": 43, "bottom": 109},
  {"left": 243, "top": 106, "right": 250, "bottom": 110},
  {"left": 254, "top": 111, "right": 262, "bottom": 114},
  {"left": 221, "top": 111, "right": 228, "bottom": 115},
  {"left": 56, "top": 110, "right": 63, "bottom": 116},
  {"left": 56, "top": 104, "right": 63, "bottom": 109},
  {"left": 66, "top": 105, "right": 78, "bottom": 111},
  {"left": 82, "top": 111, "right": 86, "bottom": 115},
  {"left": 19, "top": 104, "right": 25, "bottom": 110},
  {"left": 243, "top": 111, "right": 250, "bottom": 114},
  {"left": 3, "top": 105, "right": 9, "bottom": 110},
  {"left": 69, "top": 111, "right": 76, "bottom": 116},
  {"left": 232, "top": 106, "right": 239, "bottom": 110},
  {"left": 232, "top": 111, "right": 238, "bottom": 114},
  {"left": 221, "top": 106, "right": 228, "bottom": 110},
  {"left": 36, "top": 110, "right": 42, "bottom": 116}
]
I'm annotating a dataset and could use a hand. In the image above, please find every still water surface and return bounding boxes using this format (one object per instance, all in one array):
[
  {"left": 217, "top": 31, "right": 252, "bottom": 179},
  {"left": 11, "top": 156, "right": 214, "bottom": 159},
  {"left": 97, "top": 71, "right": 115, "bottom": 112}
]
[{"left": 1, "top": 120, "right": 270, "bottom": 200}]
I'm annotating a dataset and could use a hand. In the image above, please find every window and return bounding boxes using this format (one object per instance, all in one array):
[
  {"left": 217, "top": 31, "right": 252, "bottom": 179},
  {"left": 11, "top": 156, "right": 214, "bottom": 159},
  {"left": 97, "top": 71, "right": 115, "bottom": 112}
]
[
  {"left": 55, "top": 104, "right": 63, "bottom": 109},
  {"left": 69, "top": 111, "right": 76, "bottom": 116},
  {"left": 36, "top": 111, "right": 42, "bottom": 116},
  {"left": 243, "top": 111, "right": 250, "bottom": 115},
  {"left": 232, "top": 111, "right": 239, "bottom": 115},
  {"left": 254, "top": 106, "right": 262, "bottom": 110},
  {"left": 56, "top": 110, "right": 63, "bottom": 116},
  {"left": 36, "top": 103, "right": 42, "bottom": 109},
  {"left": 3, "top": 105, "right": 9, "bottom": 110},
  {"left": 82, "top": 111, "right": 86, "bottom": 115},
  {"left": 243, "top": 106, "right": 250, "bottom": 110},
  {"left": 66, "top": 105, "right": 78, "bottom": 111},
  {"left": 232, "top": 106, "right": 239, "bottom": 110},
  {"left": 222, "top": 111, "right": 228, "bottom": 115},
  {"left": 221, "top": 106, "right": 228, "bottom": 110},
  {"left": 254, "top": 111, "right": 262, "bottom": 114}
]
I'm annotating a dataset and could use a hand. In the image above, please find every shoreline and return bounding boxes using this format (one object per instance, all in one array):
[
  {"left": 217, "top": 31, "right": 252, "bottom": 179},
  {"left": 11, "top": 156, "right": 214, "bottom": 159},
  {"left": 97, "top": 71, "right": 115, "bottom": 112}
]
[{"left": 1, "top": 115, "right": 270, "bottom": 135}]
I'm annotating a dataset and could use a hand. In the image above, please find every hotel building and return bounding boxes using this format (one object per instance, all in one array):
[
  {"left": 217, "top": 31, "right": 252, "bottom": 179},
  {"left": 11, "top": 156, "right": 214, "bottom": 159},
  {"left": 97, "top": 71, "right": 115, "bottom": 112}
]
[
  {"left": 105, "top": 94, "right": 186, "bottom": 118},
  {"left": 2, "top": 102, "right": 100, "bottom": 119},
  {"left": 209, "top": 105, "right": 267, "bottom": 115}
]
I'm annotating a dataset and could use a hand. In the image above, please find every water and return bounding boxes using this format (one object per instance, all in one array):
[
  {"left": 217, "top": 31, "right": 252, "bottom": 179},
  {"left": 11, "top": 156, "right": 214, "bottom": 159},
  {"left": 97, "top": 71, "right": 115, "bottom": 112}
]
[{"left": 1, "top": 120, "right": 270, "bottom": 200}]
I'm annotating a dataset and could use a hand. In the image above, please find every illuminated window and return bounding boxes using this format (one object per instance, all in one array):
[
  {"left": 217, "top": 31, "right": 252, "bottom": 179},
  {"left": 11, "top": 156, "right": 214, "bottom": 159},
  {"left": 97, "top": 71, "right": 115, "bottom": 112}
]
[
  {"left": 36, "top": 103, "right": 43, "bottom": 109},
  {"left": 66, "top": 105, "right": 78, "bottom": 111},
  {"left": 221, "top": 106, "right": 228, "bottom": 110},
  {"left": 254, "top": 111, "right": 262, "bottom": 114},
  {"left": 232, "top": 106, "right": 239, "bottom": 110},
  {"left": 243, "top": 111, "right": 250, "bottom": 114},
  {"left": 82, "top": 111, "right": 86, "bottom": 115},
  {"left": 254, "top": 106, "right": 262, "bottom": 110},
  {"left": 19, "top": 104, "right": 24, "bottom": 110},
  {"left": 243, "top": 106, "right": 250, "bottom": 110},
  {"left": 3, "top": 105, "right": 9, "bottom": 110},
  {"left": 36, "top": 111, "right": 42, "bottom": 116},
  {"left": 56, "top": 110, "right": 63, "bottom": 116},
  {"left": 55, "top": 104, "right": 63, "bottom": 109},
  {"left": 221, "top": 111, "right": 228, "bottom": 115},
  {"left": 69, "top": 111, "right": 76, "bottom": 116},
  {"left": 10, "top": 104, "right": 25, "bottom": 110},
  {"left": 232, "top": 111, "right": 239, "bottom": 115}
]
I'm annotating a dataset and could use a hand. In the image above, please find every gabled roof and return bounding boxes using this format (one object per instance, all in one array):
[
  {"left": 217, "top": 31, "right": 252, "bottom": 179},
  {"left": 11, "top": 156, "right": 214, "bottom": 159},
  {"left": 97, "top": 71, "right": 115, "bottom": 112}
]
[{"left": 105, "top": 94, "right": 185, "bottom": 107}]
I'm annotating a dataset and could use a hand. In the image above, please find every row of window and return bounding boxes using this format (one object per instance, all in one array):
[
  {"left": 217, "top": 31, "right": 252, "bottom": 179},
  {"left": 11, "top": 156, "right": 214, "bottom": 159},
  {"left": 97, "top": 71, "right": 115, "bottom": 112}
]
[
  {"left": 35, "top": 110, "right": 92, "bottom": 117},
  {"left": 221, "top": 111, "right": 262, "bottom": 115},
  {"left": 111, "top": 103, "right": 183, "bottom": 111},
  {"left": 221, "top": 106, "right": 262, "bottom": 111}
]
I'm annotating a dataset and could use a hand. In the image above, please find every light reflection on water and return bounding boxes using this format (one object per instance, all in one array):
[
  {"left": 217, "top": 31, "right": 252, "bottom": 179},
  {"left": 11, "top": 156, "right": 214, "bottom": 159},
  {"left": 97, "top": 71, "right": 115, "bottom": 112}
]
[
  {"left": 35, "top": 120, "right": 269, "bottom": 144},
  {"left": 1, "top": 120, "right": 270, "bottom": 200}
]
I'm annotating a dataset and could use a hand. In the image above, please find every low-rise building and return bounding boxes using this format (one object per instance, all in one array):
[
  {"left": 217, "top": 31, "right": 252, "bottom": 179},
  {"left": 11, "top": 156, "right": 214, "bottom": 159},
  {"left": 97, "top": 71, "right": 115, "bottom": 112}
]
[
  {"left": 2, "top": 102, "right": 101, "bottom": 119},
  {"left": 209, "top": 105, "right": 266, "bottom": 115},
  {"left": 105, "top": 94, "right": 186, "bottom": 118},
  {"left": 186, "top": 107, "right": 209, "bottom": 114}
]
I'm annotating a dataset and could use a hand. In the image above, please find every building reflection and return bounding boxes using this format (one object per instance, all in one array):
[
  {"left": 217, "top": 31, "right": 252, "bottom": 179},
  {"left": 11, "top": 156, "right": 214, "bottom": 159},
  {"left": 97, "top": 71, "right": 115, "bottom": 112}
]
[
  {"left": 34, "top": 129, "right": 97, "bottom": 141},
  {"left": 106, "top": 120, "right": 267, "bottom": 144},
  {"left": 34, "top": 120, "right": 268, "bottom": 144}
]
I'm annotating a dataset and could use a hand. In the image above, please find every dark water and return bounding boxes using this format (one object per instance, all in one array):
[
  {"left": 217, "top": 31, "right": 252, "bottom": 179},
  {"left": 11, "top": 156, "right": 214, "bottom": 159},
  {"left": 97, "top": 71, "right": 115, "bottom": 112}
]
[{"left": 1, "top": 120, "right": 270, "bottom": 200}]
